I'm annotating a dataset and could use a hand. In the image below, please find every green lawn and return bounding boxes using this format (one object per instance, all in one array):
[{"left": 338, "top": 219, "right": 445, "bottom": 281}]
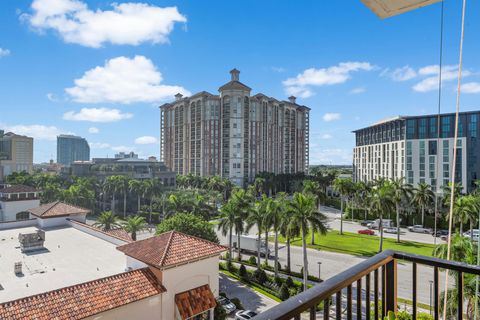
[{"left": 278, "top": 231, "right": 435, "bottom": 257}]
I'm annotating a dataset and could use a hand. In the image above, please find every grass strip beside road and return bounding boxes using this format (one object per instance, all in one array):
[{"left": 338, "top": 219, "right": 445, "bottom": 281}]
[
  {"left": 278, "top": 231, "right": 435, "bottom": 257},
  {"left": 220, "top": 270, "right": 282, "bottom": 302}
]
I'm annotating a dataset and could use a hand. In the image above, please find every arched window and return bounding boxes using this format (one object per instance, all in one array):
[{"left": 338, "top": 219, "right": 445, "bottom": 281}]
[{"left": 16, "top": 212, "right": 30, "bottom": 221}]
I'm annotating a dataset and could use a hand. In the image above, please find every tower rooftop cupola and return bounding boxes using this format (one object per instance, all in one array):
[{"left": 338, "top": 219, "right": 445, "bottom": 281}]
[
  {"left": 288, "top": 96, "right": 297, "bottom": 104},
  {"left": 230, "top": 68, "right": 240, "bottom": 81},
  {"left": 175, "top": 93, "right": 183, "bottom": 101}
]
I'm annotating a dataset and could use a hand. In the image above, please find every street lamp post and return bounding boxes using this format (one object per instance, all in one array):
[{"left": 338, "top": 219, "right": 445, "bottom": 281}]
[{"left": 317, "top": 261, "right": 322, "bottom": 280}]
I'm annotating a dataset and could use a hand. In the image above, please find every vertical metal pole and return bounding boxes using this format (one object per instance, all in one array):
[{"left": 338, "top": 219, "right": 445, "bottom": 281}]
[
  {"left": 413, "top": 262, "right": 417, "bottom": 320},
  {"left": 385, "top": 260, "right": 397, "bottom": 315},
  {"left": 429, "top": 280, "right": 433, "bottom": 315}
]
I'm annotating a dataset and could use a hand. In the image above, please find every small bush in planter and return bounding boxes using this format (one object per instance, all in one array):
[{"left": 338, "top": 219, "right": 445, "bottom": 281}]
[
  {"left": 285, "top": 276, "right": 294, "bottom": 287},
  {"left": 278, "top": 283, "right": 290, "bottom": 301},
  {"left": 274, "top": 276, "right": 282, "bottom": 285},
  {"left": 248, "top": 256, "right": 257, "bottom": 265},
  {"left": 230, "top": 297, "right": 244, "bottom": 310},
  {"left": 253, "top": 268, "right": 267, "bottom": 285},
  {"left": 239, "top": 264, "right": 248, "bottom": 281}
]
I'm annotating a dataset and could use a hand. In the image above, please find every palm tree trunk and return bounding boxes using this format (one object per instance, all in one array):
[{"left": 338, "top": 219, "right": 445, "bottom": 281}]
[
  {"left": 132, "top": 231, "right": 137, "bottom": 241},
  {"left": 340, "top": 199, "right": 344, "bottom": 235},
  {"left": 287, "top": 236, "right": 291, "bottom": 272},
  {"left": 396, "top": 204, "right": 401, "bottom": 243},
  {"left": 274, "top": 230, "right": 279, "bottom": 277},
  {"left": 364, "top": 208, "right": 367, "bottom": 220},
  {"left": 264, "top": 230, "right": 269, "bottom": 265},
  {"left": 302, "top": 229, "right": 308, "bottom": 291},
  {"left": 422, "top": 206, "right": 425, "bottom": 227},
  {"left": 257, "top": 231, "right": 261, "bottom": 268},
  {"left": 137, "top": 195, "right": 141, "bottom": 213},
  {"left": 112, "top": 193, "right": 116, "bottom": 214},
  {"left": 460, "top": 222, "right": 463, "bottom": 235},
  {"left": 311, "top": 229, "right": 315, "bottom": 245},
  {"left": 229, "top": 225, "right": 233, "bottom": 263},
  {"left": 237, "top": 234, "right": 242, "bottom": 261},
  {"left": 470, "top": 221, "right": 473, "bottom": 239},
  {"left": 379, "top": 213, "right": 384, "bottom": 252}
]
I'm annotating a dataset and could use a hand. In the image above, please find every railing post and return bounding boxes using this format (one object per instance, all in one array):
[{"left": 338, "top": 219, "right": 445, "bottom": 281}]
[{"left": 384, "top": 259, "right": 397, "bottom": 316}]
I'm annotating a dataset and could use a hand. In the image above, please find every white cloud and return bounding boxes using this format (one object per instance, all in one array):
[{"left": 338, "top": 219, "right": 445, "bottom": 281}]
[
  {"left": 385, "top": 66, "right": 417, "bottom": 81},
  {"left": 22, "top": 0, "right": 186, "bottom": 48},
  {"left": 349, "top": 87, "right": 366, "bottom": 94},
  {"left": 283, "top": 62, "right": 373, "bottom": 98},
  {"left": 271, "top": 66, "right": 285, "bottom": 73},
  {"left": 135, "top": 136, "right": 158, "bottom": 145},
  {"left": 461, "top": 82, "right": 480, "bottom": 94},
  {"left": 0, "top": 48, "right": 10, "bottom": 57},
  {"left": 2, "top": 124, "right": 70, "bottom": 140},
  {"left": 321, "top": 134, "right": 333, "bottom": 139},
  {"left": 90, "top": 142, "right": 110, "bottom": 149},
  {"left": 65, "top": 55, "right": 190, "bottom": 104},
  {"left": 63, "top": 107, "right": 133, "bottom": 122},
  {"left": 413, "top": 65, "right": 470, "bottom": 92},
  {"left": 88, "top": 127, "right": 99, "bottom": 134},
  {"left": 322, "top": 113, "right": 341, "bottom": 122}
]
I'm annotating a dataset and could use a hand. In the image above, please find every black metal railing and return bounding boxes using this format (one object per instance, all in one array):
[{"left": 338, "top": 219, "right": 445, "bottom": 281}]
[{"left": 252, "top": 250, "right": 480, "bottom": 320}]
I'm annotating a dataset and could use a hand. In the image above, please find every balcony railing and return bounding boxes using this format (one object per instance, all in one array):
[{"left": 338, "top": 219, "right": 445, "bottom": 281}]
[{"left": 252, "top": 250, "right": 480, "bottom": 320}]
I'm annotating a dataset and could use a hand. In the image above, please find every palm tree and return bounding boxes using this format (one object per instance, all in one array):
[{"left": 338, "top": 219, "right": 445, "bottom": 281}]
[
  {"left": 128, "top": 179, "right": 143, "bottom": 213},
  {"left": 267, "top": 193, "right": 286, "bottom": 277},
  {"left": 247, "top": 200, "right": 267, "bottom": 267},
  {"left": 231, "top": 189, "right": 253, "bottom": 261},
  {"left": 453, "top": 196, "right": 476, "bottom": 234},
  {"left": 333, "top": 178, "right": 353, "bottom": 235},
  {"left": 122, "top": 215, "right": 147, "bottom": 241},
  {"left": 303, "top": 180, "right": 326, "bottom": 245},
  {"left": 117, "top": 176, "right": 130, "bottom": 218},
  {"left": 442, "top": 182, "right": 464, "bottom": 207},
  {"left": 279, "top": 194, "right": 298, "bottom": 273},
  {"left": 370, "top": 184, "right": 395, "bottom": 252},
  {"left": 413, "top": 182, "right": 435, "bottom": 227},
  {"left": 390, "top": 178, "right": 413, "bottom": 242},
  {"left": 218, "top": 201, "right": 236, "bottom": 264},
  {"left": 94, "top": 211, "right": 121, "bottom": 231},
  {"left": 103, "top": 176, "right": 118, "bottom": 214},
  {"left": 287, "top": 192, "right": 328, "bottom": 291}
]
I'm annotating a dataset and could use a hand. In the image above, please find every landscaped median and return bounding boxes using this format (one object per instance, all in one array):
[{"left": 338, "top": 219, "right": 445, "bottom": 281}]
[{"left": 277, "top": 230, "right": 435, "bottom": 257}]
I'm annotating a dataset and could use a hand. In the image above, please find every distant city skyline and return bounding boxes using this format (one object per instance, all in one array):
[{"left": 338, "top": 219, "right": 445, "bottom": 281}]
[{"left": 1, "top": 0, "right": 480, "bottom": 165}]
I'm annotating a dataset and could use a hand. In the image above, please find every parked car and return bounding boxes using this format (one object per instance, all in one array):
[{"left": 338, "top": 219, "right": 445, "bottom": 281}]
[
  {"left": 463, "top": 229, "right": 479, "bottom": 241},
  {"left": 217, "top": 296, "right": 236, "bottom": 314},
  {"left": 235, "top": 310, "right": 258, "bottom": 320},
  {"left": 407, "top": 225, "right": 432, "bottom": 234},
  {"left": 358, "top": 229, "right": 375, "bottom": 235},
  {"left": 384, "top": 227, "right": 398, "bottom": 234},
  {"left": 367, "top": 219, "right": 394, "bottom": 230},
  {"left": 360, "top": 220, "right": 374, "bottom": 226},
  {"left": 432, "top": 229, "right": 449, "bottom": 237}
]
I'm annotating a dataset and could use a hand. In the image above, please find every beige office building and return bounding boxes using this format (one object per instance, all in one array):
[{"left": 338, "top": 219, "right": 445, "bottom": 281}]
[
  {"left": 0, "top": 130, "right": 34, "bottom": 180},
  {"left": 159, "top": 69, "right": 310, "bottom": 186}
]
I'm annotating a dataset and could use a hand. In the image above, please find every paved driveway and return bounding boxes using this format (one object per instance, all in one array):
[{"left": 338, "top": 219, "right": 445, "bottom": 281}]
[{"left": 219, "top": 273, "right": 278, "bottom": 316}]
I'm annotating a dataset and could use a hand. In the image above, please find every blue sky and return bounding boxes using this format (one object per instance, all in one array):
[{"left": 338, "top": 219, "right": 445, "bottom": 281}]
[{"left": 0, "top": 0, "right": 479, "bottom": 165}]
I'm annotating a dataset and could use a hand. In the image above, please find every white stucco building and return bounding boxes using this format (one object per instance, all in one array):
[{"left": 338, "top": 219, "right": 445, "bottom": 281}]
[{"left": 0, "top": 185, "right": 40, "bottom": 222}]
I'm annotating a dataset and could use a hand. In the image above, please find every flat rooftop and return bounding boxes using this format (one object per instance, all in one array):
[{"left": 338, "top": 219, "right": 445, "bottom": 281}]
[{"left": 0, "top": 226, "right": 126, "bottom": 303}]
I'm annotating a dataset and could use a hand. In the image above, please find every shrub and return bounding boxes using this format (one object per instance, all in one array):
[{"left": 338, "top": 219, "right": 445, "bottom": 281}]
[
  {"left": 219, "top": 292, "right": 227, "bottom": 298},
  {"left": 278, "top": 283, "right": 290, "bottom": 301},
  {"left": 248, "top": 256, "right": 257, "bottom": 265},
  {"left": 214, "top": 304, "right": 227, "bottom": 320},
  {"left": 239, "top": 265, "right": 248, "bottom": 280},
  {"left": 277, "top": 261, "right": 282, "bottom": 271},
  {"left": 284, "top": 265, "right": 290, "bottom": 273},
  {"left": 396, "top": 310, "right": 412, "bottom": 320},
  {"left": 285, "top": 277, "right": 294, "bottom": 287},
  {"left": 416, "top": 313, "right": 433, "bottom": 320},
  {"left": 226, "top": 261, "right": 233, "bottom": 271},
  {"left": 253, "top": 268, "right": 268, "bottom": 285},
  {"left": 274, "top": 276, "right": 282, "bottom": 285},
  {"left": 230, "top": 297, "right": 244, "bottom": 310}
]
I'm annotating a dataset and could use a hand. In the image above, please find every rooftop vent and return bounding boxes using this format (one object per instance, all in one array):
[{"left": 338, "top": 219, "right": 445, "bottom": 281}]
[
  {"left": 18, "top": 229, "right": 45, "bottom": 253},
  {"left": 175, "top": 93, "right": 183, "bottom": 101}
]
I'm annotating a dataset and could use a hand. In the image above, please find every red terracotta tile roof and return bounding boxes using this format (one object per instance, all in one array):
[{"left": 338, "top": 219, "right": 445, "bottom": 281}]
[
  {"left": 175, "top": 284, "right": 217, "bottom": 320},
  {"left": 0, "top": 185, "right": 38, "bottom": 193},
  {"left": 69, "top": 219, "right": 133, "bottom": 243},
  {"left": 0, "top": 268, "right": 165, "bottom": 320},
  {"left": 27, "top": 201, "right": 90, "bottom": 218},
  {"left": 117, "top": 231, "right": 227, "bottom": 269}
]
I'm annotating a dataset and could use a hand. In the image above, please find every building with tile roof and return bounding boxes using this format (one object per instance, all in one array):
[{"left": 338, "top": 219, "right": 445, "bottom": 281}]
[
  {"left": 26, "top": 201, "right": 89, "bottom": 228},
  {"left": 0, "top": 213, "right": 226, "bottom": 320},
  {"left": 0, "top": 185, "right": 40, "bottom": 222}
]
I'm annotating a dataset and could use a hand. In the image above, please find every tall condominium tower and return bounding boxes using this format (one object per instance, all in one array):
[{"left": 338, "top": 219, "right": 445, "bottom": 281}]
[
  {"left": 353, "top": 111, "right": 479, "bottom": 193},
  {"left": 0, "top": 130, "right": 34, "bottom": 180},
  {"left": 160, "top": 69, "right": 310, "bottom": 186},
  {"left": 57, "top": 135, "right": 90, "bottom": 166}
]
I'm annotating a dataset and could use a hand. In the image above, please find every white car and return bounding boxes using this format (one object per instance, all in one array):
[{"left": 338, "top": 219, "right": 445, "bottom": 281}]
[
  {"left": 217, "top": 296, "right": 236, "bottom": 314},
  {"left": 383, "top": 227, "right": 398, "bottom": 234},
  {"left": 463, "top": 230, "right": 479, "bottom": 242},
  {"left": 235, "top": 310, "right": 258, "bottom": 320},
  {"left": 408, "top": 225, "right": 431, "bottom": 234}
]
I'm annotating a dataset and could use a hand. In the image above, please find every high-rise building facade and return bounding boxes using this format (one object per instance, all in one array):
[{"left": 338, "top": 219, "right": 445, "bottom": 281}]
[
  {"left": 160, "top": 69, "right": 310, "bottom": 186},
  {"left": 353, "top": 111, "right": 480, "bottom": 193},
  {"left": 57, "top": 135, "right": 90, "bottom": 166},
  {"left": 0, "top": 130, "right": 34, "bottom": 180}
]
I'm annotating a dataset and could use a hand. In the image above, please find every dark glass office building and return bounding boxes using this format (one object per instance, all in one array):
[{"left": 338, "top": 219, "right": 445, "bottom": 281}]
[{"left": 57, "top": 135, "right": 90, "bottom": 167}]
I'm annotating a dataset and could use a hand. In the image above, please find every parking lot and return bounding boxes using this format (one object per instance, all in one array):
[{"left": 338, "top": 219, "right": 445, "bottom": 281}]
[{"left": 219, "top": 273, "right": 278, "bottom": 318}]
